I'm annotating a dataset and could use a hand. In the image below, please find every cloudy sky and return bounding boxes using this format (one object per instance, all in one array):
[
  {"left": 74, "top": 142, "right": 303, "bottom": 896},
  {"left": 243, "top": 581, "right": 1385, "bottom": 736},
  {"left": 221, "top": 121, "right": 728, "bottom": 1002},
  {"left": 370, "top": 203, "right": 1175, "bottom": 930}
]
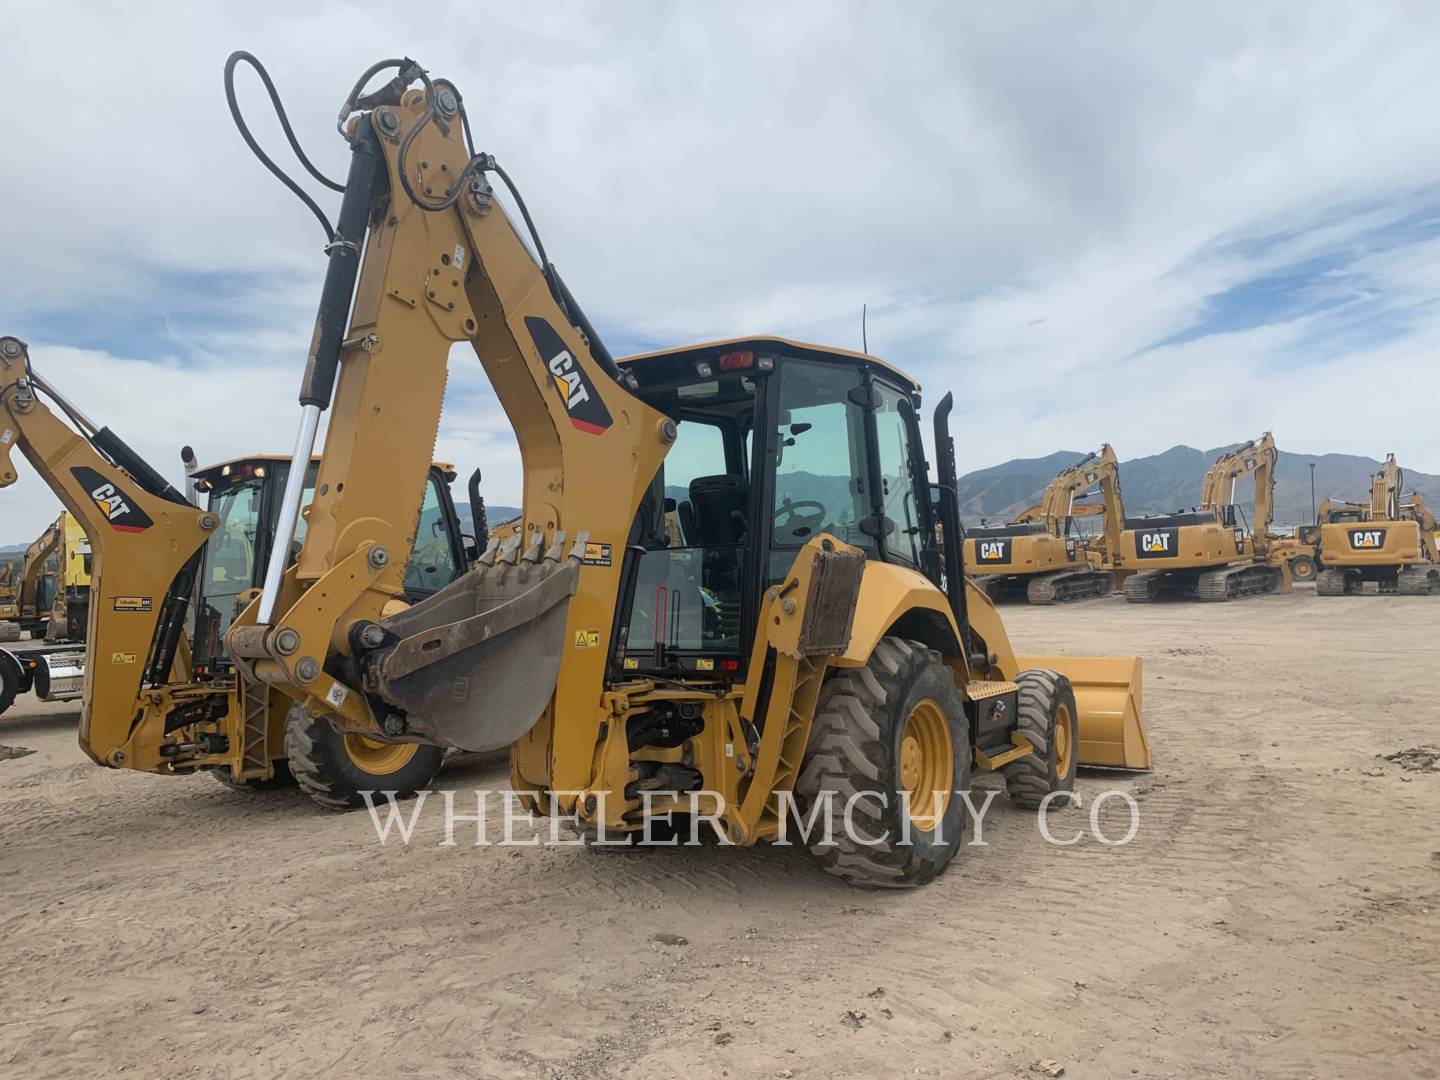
[{"left": 4, "top": 2, "right": 1440, "bottom": 540}]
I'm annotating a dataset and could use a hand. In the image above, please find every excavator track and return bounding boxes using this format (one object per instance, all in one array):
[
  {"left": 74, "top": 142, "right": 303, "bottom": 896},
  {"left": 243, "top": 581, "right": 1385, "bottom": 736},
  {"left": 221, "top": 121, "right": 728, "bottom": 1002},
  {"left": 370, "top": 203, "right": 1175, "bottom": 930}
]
[
  {"left": 1316, "top": 568, "right": 1357, "bottom": 596},
  {"left": 1396, "top": 566, "right": 1440, "bottom": 596},
  {"left": 1196, "top": 563, "right": 1282, "bottom": 602},
  {"left": 1122, "top": 571, "right": 1163, "bottom": 603},
  {"left": 1026, "top": 568, "right": 1115, "bottom": 605}
]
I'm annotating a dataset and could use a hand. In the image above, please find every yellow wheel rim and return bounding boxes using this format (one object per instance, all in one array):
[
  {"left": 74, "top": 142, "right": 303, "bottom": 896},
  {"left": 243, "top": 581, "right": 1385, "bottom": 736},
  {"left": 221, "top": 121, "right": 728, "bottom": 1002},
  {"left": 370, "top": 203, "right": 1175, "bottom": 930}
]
[
  {"left": 899, "top": 699, "right": 953, "bottom": 828},
  {"left": 1054, "top": 703, "right": 1074, "bottom": 779},
  {"left": 343, "top": 734, "right": 420, "bottom": 776},
  {"left": 1293, "top": 560, "right": 1314, "bottom": 580}
]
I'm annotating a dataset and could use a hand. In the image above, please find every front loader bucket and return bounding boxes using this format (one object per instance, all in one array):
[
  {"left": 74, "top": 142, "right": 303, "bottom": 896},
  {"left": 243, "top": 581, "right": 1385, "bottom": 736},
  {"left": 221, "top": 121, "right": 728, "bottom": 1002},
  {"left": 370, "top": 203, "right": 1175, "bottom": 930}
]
[
  {"left": 367, "top": 532, "right": 584, "bottom": 752},
  {"left": 1018, "top": 654, "right": 1150, "bottom": 770}
]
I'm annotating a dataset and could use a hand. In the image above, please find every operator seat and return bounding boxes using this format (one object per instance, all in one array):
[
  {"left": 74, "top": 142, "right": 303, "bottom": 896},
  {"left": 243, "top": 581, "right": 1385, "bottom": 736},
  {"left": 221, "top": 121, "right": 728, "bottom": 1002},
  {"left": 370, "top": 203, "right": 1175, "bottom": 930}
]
[{"left": 686, "top": 474, "right": 749, "bottom": 546}]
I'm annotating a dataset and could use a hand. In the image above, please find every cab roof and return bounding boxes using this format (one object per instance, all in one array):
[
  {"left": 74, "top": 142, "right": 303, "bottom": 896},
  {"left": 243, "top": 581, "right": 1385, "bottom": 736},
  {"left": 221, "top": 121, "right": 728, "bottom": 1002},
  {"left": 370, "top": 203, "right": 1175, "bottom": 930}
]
[{"left": 618, "top": 336, "right": 920, "bottom": 393}]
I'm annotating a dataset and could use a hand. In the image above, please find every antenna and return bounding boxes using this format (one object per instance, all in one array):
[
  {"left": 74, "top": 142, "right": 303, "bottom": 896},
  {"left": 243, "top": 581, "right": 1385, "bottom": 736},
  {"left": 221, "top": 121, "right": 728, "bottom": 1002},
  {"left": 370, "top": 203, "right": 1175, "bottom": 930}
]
[{"left": 862, "top": 303, "right": 868, "bottom": 353}]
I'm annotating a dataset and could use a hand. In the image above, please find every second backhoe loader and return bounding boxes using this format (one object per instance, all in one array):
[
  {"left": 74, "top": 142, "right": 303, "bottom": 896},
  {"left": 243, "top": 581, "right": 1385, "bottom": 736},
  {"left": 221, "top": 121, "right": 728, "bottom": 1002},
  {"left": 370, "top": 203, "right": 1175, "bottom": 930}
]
[
  {"left": 0, "top": 514, "right": 63, "bottom": 641},
  {"left": 89, "top": 52, "right": 1150, "bottom": 886},
  {"left": 0, "top": 339, "right": 470, "bottom": 792},
  {"left": 963, "top": 444, "right": 1126, "bottom": 604},
  {"left": 1121, "top": 433, "right": 1290, "bottom": 603},
  {"left": 1314, "top": 455, "right": 1440, "bottom": 596}
]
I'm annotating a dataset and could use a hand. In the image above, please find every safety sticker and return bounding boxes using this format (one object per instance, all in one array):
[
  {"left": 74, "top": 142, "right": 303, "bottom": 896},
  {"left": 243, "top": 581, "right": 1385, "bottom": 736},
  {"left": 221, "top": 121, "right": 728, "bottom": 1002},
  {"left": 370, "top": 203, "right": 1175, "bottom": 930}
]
[
  {"left": 695, "top": 658, "right": 715, "bottom": 671},
  {"left": 623, "top": 657, "right": 639, "bottom": 669},
  {"left": 111, "top": 652, "right": 137, "bottom": 665},
  {"left": 113, "top": 596, "right": 153, "bottom": 613},
  {"left": 574, "top": 629, "right": 601, "bottom": 649},
  {"left": 325, "top": 682, "right": 349, "bottom": 709},
  {"left": 581, "top": 542, "right": 612, "bottom": 567},
  {"left": 1, "top": 428, "right": 13, "bottom": 445}
]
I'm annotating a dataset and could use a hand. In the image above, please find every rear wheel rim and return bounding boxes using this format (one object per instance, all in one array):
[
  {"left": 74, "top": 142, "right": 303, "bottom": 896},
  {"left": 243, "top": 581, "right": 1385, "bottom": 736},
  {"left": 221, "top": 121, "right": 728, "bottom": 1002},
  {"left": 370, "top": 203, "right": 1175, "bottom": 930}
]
[
  {"left": 899, "top": 699, "right": 953, "bottom": 828},
  {"left": 1054, "top": 703, "right": 1074, "bottom": 779},
  {"left": 343, "top": 734, "right": 420, "bottom": 775}
]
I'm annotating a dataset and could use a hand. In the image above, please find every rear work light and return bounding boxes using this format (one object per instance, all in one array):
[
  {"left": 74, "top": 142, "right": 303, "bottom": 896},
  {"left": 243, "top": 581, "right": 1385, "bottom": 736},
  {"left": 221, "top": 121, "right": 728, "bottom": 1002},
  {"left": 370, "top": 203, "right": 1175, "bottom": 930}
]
[{"left": 717, "top": 350, "right": 754, "bottom": 372}]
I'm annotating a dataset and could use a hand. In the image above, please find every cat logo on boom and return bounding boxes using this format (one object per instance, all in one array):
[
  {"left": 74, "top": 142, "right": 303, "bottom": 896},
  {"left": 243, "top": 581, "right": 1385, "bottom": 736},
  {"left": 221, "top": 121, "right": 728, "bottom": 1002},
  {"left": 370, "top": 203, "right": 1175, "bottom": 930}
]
[
  {"left": 69, "top": 466, "right": 154, "bottom": 533},
  {"left": 524, "top": 316, "right": 613, "bottom": 435},
  {"left": 1348, "top": 529, "right": 1386, "bottom": 550}
]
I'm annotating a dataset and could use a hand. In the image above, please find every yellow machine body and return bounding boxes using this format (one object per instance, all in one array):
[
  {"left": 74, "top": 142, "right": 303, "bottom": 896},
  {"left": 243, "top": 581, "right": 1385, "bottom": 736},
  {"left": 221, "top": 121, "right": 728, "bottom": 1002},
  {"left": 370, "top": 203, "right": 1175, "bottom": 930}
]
[
  {"left": 201, "top": 59, "right": 1150, "bottom": 844},
  {"left": 1314, "top": 455, "right": 1439, "bottom": 596},
  {"left": 1120, "top": 433, "right": 1290, "bottom": 602},
  {"left": 962, "top": 445, "right": 1128, "bottom": 605}
]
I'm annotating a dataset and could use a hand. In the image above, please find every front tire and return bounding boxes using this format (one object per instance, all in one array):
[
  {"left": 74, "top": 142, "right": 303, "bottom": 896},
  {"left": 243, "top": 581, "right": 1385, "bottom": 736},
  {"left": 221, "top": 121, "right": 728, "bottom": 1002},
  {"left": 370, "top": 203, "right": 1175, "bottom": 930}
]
[
  {"left": 284, "top": 705, "right": 444, "bottom": 811},
  {"left": 795, "top": 637, "right": 971, "bottom": 889},
  {"left": 1000, "top": 669, "right": 1078, "bottom": 810},
  {"left": 1288, "top": 556, "right": 1317, "bottom": 583}
]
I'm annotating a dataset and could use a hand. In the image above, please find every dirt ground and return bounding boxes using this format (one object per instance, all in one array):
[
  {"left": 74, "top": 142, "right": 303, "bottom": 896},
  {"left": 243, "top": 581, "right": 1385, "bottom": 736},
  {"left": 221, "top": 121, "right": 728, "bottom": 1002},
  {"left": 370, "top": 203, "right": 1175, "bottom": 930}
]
[{"left": 2, "top": 588, "right": 1438, "bottom": 1079}]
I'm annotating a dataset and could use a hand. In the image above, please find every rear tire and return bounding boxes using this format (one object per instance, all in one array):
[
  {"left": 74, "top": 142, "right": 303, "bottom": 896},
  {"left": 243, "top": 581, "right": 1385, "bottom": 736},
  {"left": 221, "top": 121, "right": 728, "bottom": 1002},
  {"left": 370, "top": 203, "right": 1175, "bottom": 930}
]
[
  {"left": 795, "top": 637, "right": 970, "bottom": 889},
  {"left": 284, "top": 705, "right": 444, "bottom": 811},
  {"left": 1288, "top": 556, "right": 1317, "bottom": 582},
  {"left": 210, "top": 758, "right": 296, "bottom": 793},
  {"left": 1000, "top": 669, "right": 1078, "bottom": 810}
]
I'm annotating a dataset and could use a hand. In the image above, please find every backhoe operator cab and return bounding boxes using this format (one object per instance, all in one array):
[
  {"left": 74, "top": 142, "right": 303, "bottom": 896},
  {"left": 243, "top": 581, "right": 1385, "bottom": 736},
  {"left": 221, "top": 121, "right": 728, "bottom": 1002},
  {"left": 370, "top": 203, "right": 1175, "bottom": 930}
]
[
  {"left": 189, "top": 455, "right": 468, "bottom": 673},
  {"left": 614, "top": 340, "right": 930, "bottom": 680}
]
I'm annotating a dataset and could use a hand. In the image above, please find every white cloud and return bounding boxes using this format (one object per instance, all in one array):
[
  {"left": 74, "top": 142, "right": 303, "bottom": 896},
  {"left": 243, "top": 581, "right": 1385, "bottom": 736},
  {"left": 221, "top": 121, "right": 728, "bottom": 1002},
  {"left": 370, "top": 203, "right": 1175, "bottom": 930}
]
[{"left": 4, "top": 1, "right": 1440, "bottom": 541}]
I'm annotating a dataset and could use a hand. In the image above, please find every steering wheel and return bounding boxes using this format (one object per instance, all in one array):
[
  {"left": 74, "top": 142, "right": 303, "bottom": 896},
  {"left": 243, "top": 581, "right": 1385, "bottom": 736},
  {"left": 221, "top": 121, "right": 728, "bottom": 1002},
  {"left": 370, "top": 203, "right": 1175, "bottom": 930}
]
[{"left": 774, "top": 499, "right": 828, "bottom": 540}]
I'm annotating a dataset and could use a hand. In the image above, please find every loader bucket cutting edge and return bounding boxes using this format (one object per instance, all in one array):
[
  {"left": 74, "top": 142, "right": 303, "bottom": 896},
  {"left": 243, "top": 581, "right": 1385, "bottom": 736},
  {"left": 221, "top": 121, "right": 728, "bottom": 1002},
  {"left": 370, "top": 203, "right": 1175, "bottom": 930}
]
[{"left": 1018, "top": 654, "right": 1150, "bottom": 770}]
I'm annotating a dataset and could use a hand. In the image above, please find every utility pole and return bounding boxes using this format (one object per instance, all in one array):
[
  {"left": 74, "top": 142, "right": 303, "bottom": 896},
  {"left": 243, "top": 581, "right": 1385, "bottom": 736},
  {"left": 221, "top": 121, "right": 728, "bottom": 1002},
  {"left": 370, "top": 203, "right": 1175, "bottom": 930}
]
[{"left": 1309, "top": 462, "right": 1317, "bottom": 523}]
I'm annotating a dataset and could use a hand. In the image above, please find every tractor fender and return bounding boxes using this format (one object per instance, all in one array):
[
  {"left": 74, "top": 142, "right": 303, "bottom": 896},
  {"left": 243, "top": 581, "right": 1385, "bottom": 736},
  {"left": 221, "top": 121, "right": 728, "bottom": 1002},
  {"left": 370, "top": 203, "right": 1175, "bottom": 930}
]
[
  {"left": 832, "top": 563, "right": 1019, "bottom": 675},
  {"left": 833, "top": 563, "right": 959, "bottom": 667}
]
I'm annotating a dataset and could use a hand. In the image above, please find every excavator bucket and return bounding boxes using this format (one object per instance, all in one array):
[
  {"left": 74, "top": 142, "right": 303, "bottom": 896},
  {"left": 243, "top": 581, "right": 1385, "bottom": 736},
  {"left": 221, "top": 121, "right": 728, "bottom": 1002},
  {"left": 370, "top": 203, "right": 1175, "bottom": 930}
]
[
  {"left": 1018, "top": 654, "right": 1150, "bottom": 770},
  {"left": 367, "top": 532, "right": 584, "bottom": 753}
]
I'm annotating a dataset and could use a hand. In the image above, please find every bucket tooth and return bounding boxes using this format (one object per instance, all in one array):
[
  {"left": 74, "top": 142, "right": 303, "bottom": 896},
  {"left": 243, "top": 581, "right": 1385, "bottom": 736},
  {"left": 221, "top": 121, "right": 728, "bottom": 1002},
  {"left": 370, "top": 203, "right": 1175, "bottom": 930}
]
[{"left": 544, "top": 530, "right": 568, "bottom": 565}]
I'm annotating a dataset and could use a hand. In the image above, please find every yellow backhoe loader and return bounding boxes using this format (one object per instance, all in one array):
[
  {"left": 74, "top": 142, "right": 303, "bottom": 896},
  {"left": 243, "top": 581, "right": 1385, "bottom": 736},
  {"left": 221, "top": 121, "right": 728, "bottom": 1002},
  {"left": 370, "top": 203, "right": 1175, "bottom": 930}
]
[
  {"left": 0, "top": 340, "right": 471, "bottom": 789},
  {"left": 1314, "top": 454, "right": 1440, "bottom": 596},
  {"left": 1121, "top": 433, "right": 1290, "bottom": 602},
  {"left": 0, "top": 515, "right": 64, "bottom": 641},
  {"left": 57, "top": 52, "right": 1142, "bottom": 886},
  {"left": 963, "top": 444, "right": 1126, "bottom": 604}
]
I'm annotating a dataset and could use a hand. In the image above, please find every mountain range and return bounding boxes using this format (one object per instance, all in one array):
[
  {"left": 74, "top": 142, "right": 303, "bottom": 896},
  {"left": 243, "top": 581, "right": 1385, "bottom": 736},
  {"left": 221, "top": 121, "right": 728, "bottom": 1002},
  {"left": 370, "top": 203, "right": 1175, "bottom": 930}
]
[{"left": 6, "top": 450, "right": 1435, "bottom": 550}]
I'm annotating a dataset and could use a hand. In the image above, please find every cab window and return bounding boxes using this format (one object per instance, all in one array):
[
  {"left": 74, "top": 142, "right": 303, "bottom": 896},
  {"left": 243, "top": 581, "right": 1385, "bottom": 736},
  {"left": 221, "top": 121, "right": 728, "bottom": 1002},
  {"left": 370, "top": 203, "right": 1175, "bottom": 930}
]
[
  {"left": 874, "top": 382, "right": 923, "bottom": 567},
  {"left": 771, "top": 359, "right": 873, "bottom": 551},
  {"left": 405, "top": 473, "right": 460, "bottom": 595}
]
